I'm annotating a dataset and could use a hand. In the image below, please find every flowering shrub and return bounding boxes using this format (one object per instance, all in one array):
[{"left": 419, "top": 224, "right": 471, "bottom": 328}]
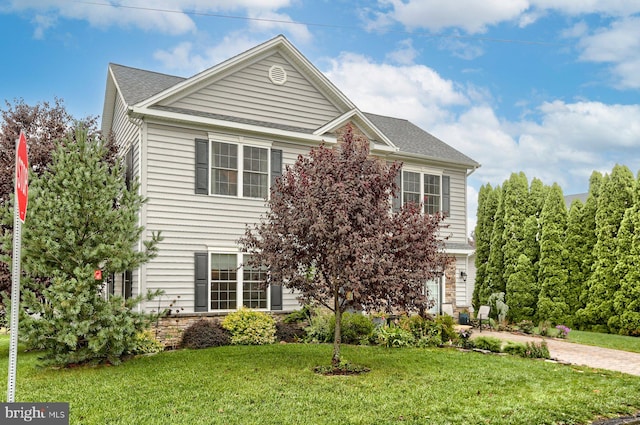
[
  {"left": 221, "top": 308, "right": 276, "bottom": 345},
  {"left": 555, "top": 325, "right": 571, "bottom": 339}
]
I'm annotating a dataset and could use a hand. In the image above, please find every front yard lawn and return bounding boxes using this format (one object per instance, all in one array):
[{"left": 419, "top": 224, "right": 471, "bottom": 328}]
[
  {"left": 1, "top": 335, "right": 640, "bottom": 424},
  {"left": 568, "top": 330, "right": 640, "bottom": 354}
]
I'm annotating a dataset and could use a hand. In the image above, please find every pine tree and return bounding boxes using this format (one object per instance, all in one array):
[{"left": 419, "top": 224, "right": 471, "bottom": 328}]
[
  {"left": 575, "top": 171, "right": 602, "bottom": 327},
  {"left": 8, "top": 127, "right": 162, "bottom": 366},
  {"left": 564, "top": 199, "right": 588, "bottom": 318},
  {"left": 578, "top": 165, "right": 634, "bottom": 331},
  {"left": 536, "top": 183, "right": 569, "bottom": 325},
  {"left": 611, "top": 204, "right": 640, "bottom": 335},
  {"left": 528, "top": 177, "right": 548, "bottom": 218},
  {"left": 506, "top": 254, "right": 536, "bottom": 322},
  {"left": 610, "top": 171, "right": 640, "bottom": 335},
  {"left": 501, "top": 172, "right": 530, "bottom": 283},
  {"left": 484, "top": 184, "right": 506, "bottom": 301},
  {"left": 472, "top": 184, "right": 498, "bottom": 309}
]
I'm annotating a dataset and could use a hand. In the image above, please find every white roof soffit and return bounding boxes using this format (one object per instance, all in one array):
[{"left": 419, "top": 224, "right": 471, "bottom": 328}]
[{"left": 129, "top": 105, "right": 337, "bottom": 144}]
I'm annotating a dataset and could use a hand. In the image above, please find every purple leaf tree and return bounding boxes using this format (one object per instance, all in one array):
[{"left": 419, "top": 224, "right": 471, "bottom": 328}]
[{"left": 240, "top": 125, "right": 449, "bottom": 366}]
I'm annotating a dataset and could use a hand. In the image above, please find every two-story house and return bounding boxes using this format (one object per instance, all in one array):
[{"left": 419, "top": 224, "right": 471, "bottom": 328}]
[{"left": 100, "top": 35, "right": 479, "bottom": 319}]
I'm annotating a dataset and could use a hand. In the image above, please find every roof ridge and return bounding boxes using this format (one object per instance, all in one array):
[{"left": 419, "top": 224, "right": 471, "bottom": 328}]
[{"left": 109, "top": 62, "right": 186, "bottom": 80}]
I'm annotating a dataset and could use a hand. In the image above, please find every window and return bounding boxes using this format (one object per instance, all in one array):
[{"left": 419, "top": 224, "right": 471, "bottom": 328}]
[
  {"left": 196, "top": 138, "right": 281, "bottom": 199},
  {"left": 402, "top": 171, "right": 421, "bottom": 205},
  {"left": 424, "top": 174, "right": 440, "bottom": 215},
  {"left": 400, "top": 171, "right": 450, "bottom": 216},
  {"left": 243, "top": 256, "right": 268, "bottom": 309},
  {"left": 243, "top": 146, "right": 268, "bottom": 199},
  {"left": 211, "top": 142, "right": 238, "bottom": 196},
  {"left": 210, "top": 141, "right": 268, "bottom": 198},
  {"left": 209, "top": 253, "right": 268, "bottom": 311},
  {"left": 210, "top": 254, "right": 238, "bottom": 310}
]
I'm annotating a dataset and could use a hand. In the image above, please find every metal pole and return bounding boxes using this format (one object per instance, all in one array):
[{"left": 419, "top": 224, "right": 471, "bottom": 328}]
[{"left": 7, "top": 156, "right": 22, "bottom": 403}]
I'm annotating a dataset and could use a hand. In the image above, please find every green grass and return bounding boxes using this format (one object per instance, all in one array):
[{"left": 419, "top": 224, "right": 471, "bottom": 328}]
[
  {"left": 568, "top": 330, "right": 640, "bottom": 353},
  {"left": 1, "top": 336, "right": 640, "bottom": 425}
]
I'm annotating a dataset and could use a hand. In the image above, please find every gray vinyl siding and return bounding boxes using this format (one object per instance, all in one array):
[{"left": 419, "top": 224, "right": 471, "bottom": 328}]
[
  {"left": 141, "top": 122, "right": 309, "bottom": 313},
  {"left": 442, "top": 168, "right": 467, "bottom": 244},
  {"left": 111, "top": 93, "right": 142, "bottom": 298},
  {"left": 166, "top": 53, "right": 341, "bottom": 130}
]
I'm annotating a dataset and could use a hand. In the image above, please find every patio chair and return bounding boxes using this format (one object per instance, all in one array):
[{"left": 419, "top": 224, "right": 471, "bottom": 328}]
[
  {"left": 441, "top": 303, "right": 454, "bottom": 317},
  {"left": 477, "top": 305, "right": 491, "bottom": 332}
]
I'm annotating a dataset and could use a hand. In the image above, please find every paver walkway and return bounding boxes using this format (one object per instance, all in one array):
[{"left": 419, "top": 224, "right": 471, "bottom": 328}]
[{"left": 471, "top": 330, "right": 640, "bottom": 376}]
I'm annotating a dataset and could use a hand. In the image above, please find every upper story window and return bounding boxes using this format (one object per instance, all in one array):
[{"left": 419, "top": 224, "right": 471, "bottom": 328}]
[
  {"left": 401, "top": 170, "right": 450, "bottom": 216},
  {"left": 196, "top": 135, "right": 280, "bottom": 200}
]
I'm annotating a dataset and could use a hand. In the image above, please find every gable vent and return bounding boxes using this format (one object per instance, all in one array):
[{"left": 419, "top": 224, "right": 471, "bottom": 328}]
[{"left": 269, "top": 65, "right": 287, "bottom": 85}]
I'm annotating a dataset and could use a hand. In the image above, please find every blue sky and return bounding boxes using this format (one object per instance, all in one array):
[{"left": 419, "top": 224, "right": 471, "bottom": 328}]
[{"left": 1, "top": 1, "right": 639, "bottom": 232}]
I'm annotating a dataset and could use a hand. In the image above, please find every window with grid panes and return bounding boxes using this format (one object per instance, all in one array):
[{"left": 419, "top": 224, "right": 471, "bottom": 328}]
[
  {"left": 424, "top": 174, "right": 441, "bottom": 214},
  {"left": 210, "top": 254, "right": 237, "bottom": 310},
  {"left": 242, "top": 256, "right": 268, "bottom": 309},
  {"left": 402, "top": 171, "right": 421, "bottom": 205},
  {"left": 243, "top": 146, "right": 268, "bottom": 198},
  {"left": 211, "top": 142, "right": 238, "bottom": 196}
]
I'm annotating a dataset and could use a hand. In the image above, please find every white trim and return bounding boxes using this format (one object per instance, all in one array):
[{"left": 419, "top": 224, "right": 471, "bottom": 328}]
[
  {"left": 207, "top": 137, "right": 271, "bottom": 200},
  {"left": 314, "top": 109, "right": 398, "bottom": 152},
  {"left": 130, "top": 106, "right": 337, "bottom": 145},
  {"left": 206, "top": 249, "right": 270, "bottom": 313}
]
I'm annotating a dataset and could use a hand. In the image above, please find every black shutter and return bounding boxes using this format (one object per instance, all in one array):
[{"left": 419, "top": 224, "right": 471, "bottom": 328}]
[
  {"left": 195, "top": 139, "right": 209, "bottom": 194},
  {"left": 195, "top": 252, "right": 208, "bottom": 312},
  {"left": 392, "top": 168, "right": 402, "bottom": 211},
  {"left": 442, "top": 175, "right": 450, "bottom": 216},
  {"left": 270, "top": 284, "right": 283, "bottom": 311},
  {"left": 271, "top": 149, "right": 282, "bottom": 186}
]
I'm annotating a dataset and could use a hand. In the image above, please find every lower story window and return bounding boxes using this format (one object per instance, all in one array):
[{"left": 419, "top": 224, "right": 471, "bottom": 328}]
[{"left": 210, "top": 253, "right": 267, "bottom": 310}]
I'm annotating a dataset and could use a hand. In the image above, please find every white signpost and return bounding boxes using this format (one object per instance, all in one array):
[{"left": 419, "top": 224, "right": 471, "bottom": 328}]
[{"left": 7, "top": 131, "right": 28, "bottom": 403}]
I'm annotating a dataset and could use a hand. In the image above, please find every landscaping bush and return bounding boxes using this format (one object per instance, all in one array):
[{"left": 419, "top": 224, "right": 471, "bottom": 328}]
[
  {"left": 523, "top": 341, "right": 551, "bottom": 359},
  {"left": 374, "top": 325, "right": 416, "bottom": 348},
  {"left": 276, "top": 322, "right": 306, "bottom": 342},
  {"left": 457, "top": 328, "right": 474, "bottom": 349},
  {"left": 304, "top": 308, "right": 333, "bottom": 343},
  {"left": 397, "top": 314, "right": 458, "bottom": 346},
  {"left": 502, "top": 341, "right": 527, "bottom": 357},
  {"left": 473, "top": 336, "right": 503, "bottom": 353},
  {"left": 128, "top": 330, "right": 165, "bottom": 355},
  {"left": 181, "top": 320, "right": 230, "bottom": 349},
  {"left": 222, "top": 308, "right": 276, "bottom": 345},
  {"left": 518, "top": 320, "right": 535, "bottom": 334},
  {"left": 283, "top": 305, "right": 310, "bottom": 324},
  {"left": 331, "top": 312, "right": 375, "bottom": 344}
]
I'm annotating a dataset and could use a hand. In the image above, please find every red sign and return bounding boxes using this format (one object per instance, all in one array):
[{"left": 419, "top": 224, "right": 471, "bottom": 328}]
[
  {"left": 15, "top": 131, "right": 28, "bottom": 223},
  {"left": 94, "top": 270, "right": 103, "bottom": 281}
]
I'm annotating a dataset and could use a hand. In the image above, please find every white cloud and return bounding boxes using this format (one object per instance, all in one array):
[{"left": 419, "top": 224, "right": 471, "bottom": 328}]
[
  {"left": 323, "top": 52, "right": 468, "bottom": 127},
  {"left": 372, "top": 0, "right": 529, "bottom": 34},
  {"left": 575, "top": 17, "right": 640, "bottom": 89},
  {"left": 386, "top": 39, "right": 419, "bottom": 65},
  {"left": 530, "top": 0, "right": 640, "bottom": 17},
  {"left": 246, "top": 10, "right": 312, "bottom": 43},
  {"left": 154, "top": 34, "right": 264, "bottom": 74},
  {"left": 7, "top": 0, "right": 295, "bottom": 37}
]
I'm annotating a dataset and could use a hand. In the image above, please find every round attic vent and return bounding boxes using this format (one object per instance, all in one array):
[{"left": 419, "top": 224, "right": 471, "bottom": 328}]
[{"left": 269, "top": 65, "right": 287, "bottom": 85}]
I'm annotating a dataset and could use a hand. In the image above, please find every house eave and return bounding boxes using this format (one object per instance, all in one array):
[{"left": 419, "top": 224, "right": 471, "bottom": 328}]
[{"left": 129, "top": 105, "right": 338, "bottom": 145}]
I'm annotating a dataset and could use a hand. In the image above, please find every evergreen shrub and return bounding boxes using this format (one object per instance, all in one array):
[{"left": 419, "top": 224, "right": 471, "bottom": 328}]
[
  {"left": 473, "top": 336, "right": 503, "bottom": 353},
  {"left": 181, "top": 320, "right": 230, "bottom": 349},
  {"left": 221, "top": 308, "right": 276, "bottom": 345}
]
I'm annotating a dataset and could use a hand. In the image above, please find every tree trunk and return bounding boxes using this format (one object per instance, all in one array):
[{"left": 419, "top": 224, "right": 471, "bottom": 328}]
[{"left": 332, "top": 289, "right": 342, "bottom": 366}]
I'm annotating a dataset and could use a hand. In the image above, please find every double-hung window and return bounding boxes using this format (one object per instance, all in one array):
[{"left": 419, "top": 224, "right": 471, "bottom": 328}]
[
  {"left": 196, "top": 135, "right": 280, "bottom": 199},
  {"left": 209, "top": 253, "right": 268, "bottom": 311},
  {"left": 401, "top": 170, "right": 450, "bottom": 216}
]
